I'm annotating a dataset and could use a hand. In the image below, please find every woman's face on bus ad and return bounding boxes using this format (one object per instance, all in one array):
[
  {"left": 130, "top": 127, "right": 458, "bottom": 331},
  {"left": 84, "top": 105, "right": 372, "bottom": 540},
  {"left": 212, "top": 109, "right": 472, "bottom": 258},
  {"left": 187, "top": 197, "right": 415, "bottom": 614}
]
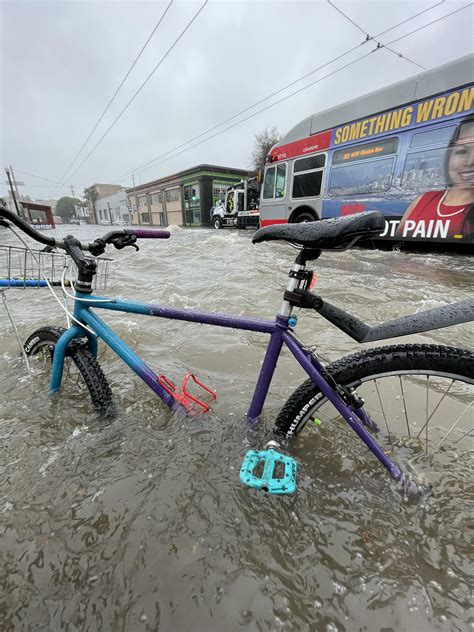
[{"left": 448, "top": 121, "right": 474, "bottom": 188}]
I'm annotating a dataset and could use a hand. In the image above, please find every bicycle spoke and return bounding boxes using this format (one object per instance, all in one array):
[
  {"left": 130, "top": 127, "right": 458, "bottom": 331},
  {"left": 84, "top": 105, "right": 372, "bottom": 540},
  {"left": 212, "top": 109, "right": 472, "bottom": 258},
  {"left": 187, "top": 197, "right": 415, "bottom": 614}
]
[
  {"left": 304, "top": 370, "right": 472, "bottom": 468},
  {"left": 433, "top": 401, "right": 473, "bottom": 453},
  {"left": 415, "top": 378, "right": 454, "bottom": 440},
  {"left": 375, "top": 378, "right": 393, "bottom": 448},
  {"left": 453, "top": 426, "right": 474, "bottom": 445},
  {"left": 399, "top": 375, "right": 411, "bottom": 437}
]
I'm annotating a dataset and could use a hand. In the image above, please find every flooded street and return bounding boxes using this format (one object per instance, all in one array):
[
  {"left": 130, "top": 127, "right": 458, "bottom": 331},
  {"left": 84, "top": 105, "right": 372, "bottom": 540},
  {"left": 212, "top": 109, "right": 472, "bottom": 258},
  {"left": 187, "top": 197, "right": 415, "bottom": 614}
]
[{"left": 0, "top": 224, "right": 472, "bottom": 632}]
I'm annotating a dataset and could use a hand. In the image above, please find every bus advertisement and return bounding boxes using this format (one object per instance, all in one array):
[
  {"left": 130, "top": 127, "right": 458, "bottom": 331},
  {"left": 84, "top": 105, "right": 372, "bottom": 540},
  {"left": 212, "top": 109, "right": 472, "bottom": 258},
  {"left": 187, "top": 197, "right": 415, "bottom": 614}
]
[{"left": 260, "top": 55, "right": 474, "bottom": 247}]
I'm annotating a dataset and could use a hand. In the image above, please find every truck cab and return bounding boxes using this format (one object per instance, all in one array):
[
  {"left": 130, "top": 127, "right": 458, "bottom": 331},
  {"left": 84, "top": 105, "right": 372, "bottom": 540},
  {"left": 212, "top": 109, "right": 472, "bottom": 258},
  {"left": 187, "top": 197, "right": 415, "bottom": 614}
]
[{"left": 210, "top": 177, "right": 261, "bottom": 229}]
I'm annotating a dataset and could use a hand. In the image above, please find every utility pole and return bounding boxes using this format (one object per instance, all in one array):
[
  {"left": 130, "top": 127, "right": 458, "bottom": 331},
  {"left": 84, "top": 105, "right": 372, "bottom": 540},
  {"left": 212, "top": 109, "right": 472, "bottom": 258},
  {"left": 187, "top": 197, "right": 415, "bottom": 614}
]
[
  {"left": 9, "top": 165, "right": 26, "bottom": 219},
  {"left": 132, "top": 174, "right": 141, "bottom": 226},
  {"left": 70, "top": 185, "right": 77, "bottom": 219},
  {"left": 4, "top": 166, "right": 27, "bottom": 218},
  {"left": 5, "top": 167, "right": 21, "bottom": 216}
]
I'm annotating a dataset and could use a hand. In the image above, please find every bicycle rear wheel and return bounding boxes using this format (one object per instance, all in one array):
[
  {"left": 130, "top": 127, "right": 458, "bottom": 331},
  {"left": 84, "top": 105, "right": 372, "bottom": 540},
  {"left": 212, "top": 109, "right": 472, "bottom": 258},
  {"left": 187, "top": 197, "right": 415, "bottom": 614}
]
[
  {"left": 275, "top": 344, "right": 473, "bottom": 466},
  {"left": 24, "top": 326, "right": 113, "bottom": 415}
]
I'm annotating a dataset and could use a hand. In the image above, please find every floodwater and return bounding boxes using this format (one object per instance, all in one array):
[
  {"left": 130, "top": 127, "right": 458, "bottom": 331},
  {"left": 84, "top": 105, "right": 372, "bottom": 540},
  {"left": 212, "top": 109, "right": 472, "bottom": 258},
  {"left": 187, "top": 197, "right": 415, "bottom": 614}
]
[{"left": 0, "top": 224, "right": 472, "bottom": 632}]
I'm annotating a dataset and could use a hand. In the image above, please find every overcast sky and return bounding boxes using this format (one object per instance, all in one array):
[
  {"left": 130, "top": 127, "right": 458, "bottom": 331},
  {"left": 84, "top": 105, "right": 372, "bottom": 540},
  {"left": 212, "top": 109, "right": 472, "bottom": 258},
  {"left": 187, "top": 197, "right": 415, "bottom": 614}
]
[{"left": 1, "top": 0, "right": 473, "bottom": 200}]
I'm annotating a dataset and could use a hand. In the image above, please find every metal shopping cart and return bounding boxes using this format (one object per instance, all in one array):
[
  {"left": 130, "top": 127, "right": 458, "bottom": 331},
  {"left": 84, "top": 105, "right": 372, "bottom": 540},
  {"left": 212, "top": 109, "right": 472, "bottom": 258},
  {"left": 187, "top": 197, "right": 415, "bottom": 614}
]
[{"left": 0, "top": 243, "right": 111, "bottom": 370}]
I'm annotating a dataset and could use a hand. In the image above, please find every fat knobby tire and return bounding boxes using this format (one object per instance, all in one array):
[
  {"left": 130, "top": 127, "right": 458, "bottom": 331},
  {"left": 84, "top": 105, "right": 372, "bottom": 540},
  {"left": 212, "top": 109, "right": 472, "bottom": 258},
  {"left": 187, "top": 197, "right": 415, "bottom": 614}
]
[
  {"left": 274, "top": 344, "right": 474, "bottom": 436},
  {"left": 24, "top": 326, "right": 114, "bottom": 415}
]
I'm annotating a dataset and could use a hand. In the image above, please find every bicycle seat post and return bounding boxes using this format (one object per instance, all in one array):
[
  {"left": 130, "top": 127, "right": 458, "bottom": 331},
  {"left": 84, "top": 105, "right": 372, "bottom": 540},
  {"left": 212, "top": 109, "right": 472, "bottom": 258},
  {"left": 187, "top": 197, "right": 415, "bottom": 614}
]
[{"left": 279, "top": 248, "right": 321, "bottom": 318}]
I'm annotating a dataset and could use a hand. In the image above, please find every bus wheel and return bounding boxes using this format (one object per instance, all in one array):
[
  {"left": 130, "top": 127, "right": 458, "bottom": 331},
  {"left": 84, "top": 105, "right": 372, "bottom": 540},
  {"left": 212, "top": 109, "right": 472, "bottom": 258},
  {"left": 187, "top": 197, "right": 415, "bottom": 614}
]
[
  {"left": 291, "top": 210, "right": 317, "bottom": 223},
  {"left": 213, "top": 217, "right": 222, "bottom": 229}
]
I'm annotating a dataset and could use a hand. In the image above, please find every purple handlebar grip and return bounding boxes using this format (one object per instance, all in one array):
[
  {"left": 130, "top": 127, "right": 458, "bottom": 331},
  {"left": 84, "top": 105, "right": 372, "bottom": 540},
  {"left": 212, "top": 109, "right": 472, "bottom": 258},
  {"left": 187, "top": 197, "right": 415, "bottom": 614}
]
[{"left": 130, "top": 229, "right": 170, "bottom": 239}]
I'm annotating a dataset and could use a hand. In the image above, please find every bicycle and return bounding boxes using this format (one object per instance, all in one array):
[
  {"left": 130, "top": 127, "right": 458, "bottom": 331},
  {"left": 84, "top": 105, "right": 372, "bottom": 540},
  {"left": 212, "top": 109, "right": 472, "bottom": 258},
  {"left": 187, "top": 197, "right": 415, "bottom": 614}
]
[{"left": 1, "top": 206, "right": 472, "bottom": 493}]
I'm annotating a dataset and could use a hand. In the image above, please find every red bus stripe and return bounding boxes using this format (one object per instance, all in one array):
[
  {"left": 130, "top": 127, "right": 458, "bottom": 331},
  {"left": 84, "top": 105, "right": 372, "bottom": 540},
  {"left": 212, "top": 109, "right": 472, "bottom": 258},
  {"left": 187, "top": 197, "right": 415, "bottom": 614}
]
[{"left": 269, "top": 129, "right": 332, "bottom": 162}]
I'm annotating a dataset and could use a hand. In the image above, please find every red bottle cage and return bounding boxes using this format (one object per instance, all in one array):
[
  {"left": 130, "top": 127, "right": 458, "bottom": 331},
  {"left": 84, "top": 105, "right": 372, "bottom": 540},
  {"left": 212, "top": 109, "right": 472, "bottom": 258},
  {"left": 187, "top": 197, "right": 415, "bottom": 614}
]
[{"left": 158, "top": 372, "right": 217, "bottom": 414}]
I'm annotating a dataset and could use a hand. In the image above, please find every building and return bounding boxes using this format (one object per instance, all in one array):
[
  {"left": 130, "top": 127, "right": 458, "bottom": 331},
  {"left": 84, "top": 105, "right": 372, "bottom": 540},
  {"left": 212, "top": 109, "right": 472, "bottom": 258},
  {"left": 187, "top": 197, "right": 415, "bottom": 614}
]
[
  {"left": 95, "top": 190, "right": 130, "bottom": 224},
  {"left": 126, "top": 165, "right": 252, "bottom": 227},
  {"left": 87, "top": 183, "right": 124, "bottom": 199},
  {"left": 84, "top": 183, "right": 124, "bottom": 223}
]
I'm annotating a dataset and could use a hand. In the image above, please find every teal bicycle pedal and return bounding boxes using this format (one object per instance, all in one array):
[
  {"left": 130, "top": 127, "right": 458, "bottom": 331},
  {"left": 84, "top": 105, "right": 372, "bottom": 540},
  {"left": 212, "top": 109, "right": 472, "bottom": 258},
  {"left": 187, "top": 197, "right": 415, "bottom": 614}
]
[{"left": 240, "top": 449, "right": 297, "bottom": 495}]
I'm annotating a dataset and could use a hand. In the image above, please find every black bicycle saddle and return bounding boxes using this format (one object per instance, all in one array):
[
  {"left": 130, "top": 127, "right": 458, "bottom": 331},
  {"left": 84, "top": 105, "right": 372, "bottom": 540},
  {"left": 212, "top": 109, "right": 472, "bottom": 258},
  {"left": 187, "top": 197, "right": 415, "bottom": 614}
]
[{"left": 252, "top": 211, "right": 385, "bottom": 250}]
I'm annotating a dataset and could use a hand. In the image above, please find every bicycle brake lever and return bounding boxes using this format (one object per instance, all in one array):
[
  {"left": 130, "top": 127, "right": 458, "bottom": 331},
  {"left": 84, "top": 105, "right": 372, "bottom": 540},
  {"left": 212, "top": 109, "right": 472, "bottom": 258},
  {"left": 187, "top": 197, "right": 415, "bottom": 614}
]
[{"left": 111, "top": 234, "right": 139, "bottom": 251}]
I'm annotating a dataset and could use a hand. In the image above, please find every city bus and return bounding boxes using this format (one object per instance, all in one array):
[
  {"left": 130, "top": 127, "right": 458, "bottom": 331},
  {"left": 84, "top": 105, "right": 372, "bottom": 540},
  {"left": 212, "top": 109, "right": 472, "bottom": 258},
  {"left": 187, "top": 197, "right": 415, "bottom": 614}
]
[{"left": 260, "top": 54, "right": 474, "bottom": 246}]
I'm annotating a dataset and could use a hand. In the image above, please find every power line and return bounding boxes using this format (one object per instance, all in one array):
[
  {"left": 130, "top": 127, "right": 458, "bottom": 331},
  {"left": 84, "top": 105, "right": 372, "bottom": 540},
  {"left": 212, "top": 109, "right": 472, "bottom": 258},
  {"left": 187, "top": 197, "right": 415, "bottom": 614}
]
[
  {"left": 126, "top": 3, "right": 472, "bottom": 178},
  {"left": 116, "top": 0, "right": 447, "bottom": 180},
  {"left": 56, "top": 0, "right": 174, "bottom": 188},
  {"left": 327, "top": 0, "right": 426, "bottom": 71},
  {"left": 383, "top": 44, "right": 426, "bottom": 71},
  {"left": 384, "top": 2, "right": 473, "bottom": 46},
  {"left": 14, "top": 169, "right": 86, "bottom": 187},
  {"left": 375, "top": 1, "right": 445, "bottom": 38},
  {"left": 64, "top": 0, "right": 208, "bottom": 183},
  {"left": 327, "top": 0, "right": 368, "bottom": 36},
  {"left": 125, "top": 49, "right": 379, "bottom": 173},
  {"left": 12, "top": 183, "right": 79, "bottom": 189}
]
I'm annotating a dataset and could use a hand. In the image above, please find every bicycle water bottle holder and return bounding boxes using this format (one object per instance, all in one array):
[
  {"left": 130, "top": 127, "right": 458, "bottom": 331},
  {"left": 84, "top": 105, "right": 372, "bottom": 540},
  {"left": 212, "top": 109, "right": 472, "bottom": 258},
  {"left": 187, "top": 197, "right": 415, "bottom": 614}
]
[
  {"left": 158, "top": 372, "right": 217, "bottom": 414},
  {"left": 240, "top": 449, "right": 297, "bottom": 495}
]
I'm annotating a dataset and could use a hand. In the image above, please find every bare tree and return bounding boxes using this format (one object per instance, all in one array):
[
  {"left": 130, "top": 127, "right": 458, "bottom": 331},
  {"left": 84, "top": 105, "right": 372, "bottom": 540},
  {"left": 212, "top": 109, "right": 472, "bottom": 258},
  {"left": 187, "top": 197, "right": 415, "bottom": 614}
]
[{"left": 251, "top": 126, "right": 282, "bottom": 172}]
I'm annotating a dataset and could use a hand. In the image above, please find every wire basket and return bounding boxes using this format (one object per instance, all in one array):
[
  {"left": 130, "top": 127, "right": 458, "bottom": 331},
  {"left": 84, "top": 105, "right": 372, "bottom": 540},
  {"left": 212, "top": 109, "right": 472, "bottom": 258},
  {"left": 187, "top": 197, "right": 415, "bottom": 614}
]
[{"left": 0, "top": 244, "right": 111, "bottom": 291}]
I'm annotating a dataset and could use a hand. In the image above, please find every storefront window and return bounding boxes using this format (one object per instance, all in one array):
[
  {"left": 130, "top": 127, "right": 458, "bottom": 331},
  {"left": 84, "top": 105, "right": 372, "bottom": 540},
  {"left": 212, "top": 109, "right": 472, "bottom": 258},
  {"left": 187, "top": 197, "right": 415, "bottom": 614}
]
[
  {"left": 150, "top": 192, "right": 163, "bottom": 208},
  {"left": 165, "top": 188, "right": 180, "bottom": 203}
]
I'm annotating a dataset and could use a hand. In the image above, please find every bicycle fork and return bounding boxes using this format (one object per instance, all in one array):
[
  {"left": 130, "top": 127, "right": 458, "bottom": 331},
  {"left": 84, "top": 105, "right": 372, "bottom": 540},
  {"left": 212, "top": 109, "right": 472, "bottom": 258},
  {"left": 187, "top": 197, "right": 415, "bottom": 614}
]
[
  {"left": 247, "top": 324, "right": 403, "bottom": 482},
  {"left": 284, "top": 333, "right": 403, "bottom": 481}
]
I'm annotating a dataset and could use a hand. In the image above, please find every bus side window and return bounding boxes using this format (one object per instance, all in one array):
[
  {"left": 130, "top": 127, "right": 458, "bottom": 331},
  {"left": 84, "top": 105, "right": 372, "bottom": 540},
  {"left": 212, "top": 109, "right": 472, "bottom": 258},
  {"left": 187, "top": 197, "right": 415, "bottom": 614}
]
[
  {"left": 410, "top": 125, "right": 455, "bottom": 148},
  {"left": 263, "top": 164, "right": 287, "bottom": 198},
  {"left": 263, "top": 167, "right": 276, "bottom": 199},
  {"left": 275, "top": 164, "right": 286, "bottom": 198},
  {"left": 292, "top": 154, "right": 326, "bottom": 199},
  {"left": 402, "top": 148, "right": 446, "bottom": 190},
  {"left": 328, "top": 138, "right": 398, "bottom": 197},
  {"left": 328, "top": 157, "right": 395, "bottom": 196},
  {"left": 402, "top": 125, "right": 457, "bottom": 191}
]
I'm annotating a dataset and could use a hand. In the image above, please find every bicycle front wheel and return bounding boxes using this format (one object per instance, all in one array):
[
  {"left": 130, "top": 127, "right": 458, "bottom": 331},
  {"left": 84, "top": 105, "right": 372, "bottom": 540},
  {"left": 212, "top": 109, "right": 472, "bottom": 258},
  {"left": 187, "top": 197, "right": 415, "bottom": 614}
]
[
  {"left": 24, "top": 326, "right": 113, "bottom": 416},
  {"left": 275, "top": 344, "right": 473, "bottom": 463}
]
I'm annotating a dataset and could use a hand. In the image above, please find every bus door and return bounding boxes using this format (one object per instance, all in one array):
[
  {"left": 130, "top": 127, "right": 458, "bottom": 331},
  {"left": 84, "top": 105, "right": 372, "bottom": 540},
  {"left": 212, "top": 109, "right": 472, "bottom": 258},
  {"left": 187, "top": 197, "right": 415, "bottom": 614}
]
[{"left": 260, "top": 162, "right": 288, "bottom": 226}]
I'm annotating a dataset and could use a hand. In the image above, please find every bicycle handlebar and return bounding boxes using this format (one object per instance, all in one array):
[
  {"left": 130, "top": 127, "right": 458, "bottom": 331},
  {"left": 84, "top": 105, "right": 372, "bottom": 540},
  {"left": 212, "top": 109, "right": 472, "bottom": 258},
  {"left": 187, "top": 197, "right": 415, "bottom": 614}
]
[
  {"left": 0, "top": 207, "right": 170, "bottom": 254},
  {"left": 127, "top": 228, "right": 170, "bottom": 239}
]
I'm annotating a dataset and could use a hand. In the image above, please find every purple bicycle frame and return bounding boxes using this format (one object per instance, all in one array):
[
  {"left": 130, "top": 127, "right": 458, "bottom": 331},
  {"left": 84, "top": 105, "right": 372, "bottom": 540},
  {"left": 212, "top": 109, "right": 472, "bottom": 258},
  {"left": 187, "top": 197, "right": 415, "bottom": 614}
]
[{"left": 70, "top": 293, "right": 403, "bottom": 481}]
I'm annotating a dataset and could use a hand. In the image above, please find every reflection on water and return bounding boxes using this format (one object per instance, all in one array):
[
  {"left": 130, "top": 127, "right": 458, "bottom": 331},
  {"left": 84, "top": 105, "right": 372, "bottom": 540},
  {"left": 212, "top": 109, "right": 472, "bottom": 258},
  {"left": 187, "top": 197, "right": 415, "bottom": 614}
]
[{"left": 0, "top": 224, "right": 472, "bottom": 631}]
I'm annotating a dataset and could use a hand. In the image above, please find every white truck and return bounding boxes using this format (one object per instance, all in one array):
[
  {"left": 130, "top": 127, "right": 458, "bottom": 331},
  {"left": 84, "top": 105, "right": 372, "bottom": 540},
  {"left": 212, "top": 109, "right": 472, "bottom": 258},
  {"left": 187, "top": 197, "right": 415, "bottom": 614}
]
[{"left": 210, "top": 177, "right": 261, "bottom": 229}]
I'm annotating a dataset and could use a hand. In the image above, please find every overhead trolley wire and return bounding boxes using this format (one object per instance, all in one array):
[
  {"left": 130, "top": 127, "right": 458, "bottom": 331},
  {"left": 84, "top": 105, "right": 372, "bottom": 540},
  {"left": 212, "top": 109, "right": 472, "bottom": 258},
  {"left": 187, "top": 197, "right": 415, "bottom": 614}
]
[
  {"left": 383, "top": 2, "right": 473, "bottom": 47},
  {"left": 327, "top": 0, "right": 426, "bottom": 70},
  {"left": 119, "top": 49, "right": 389, "bottom": 174},
  {"left": 55, "top": 0, "right": 174, "bottom": 190},
  {"left": 327, "top": 0, "right": 368, "bottom": 36},
  {"left": 63, "top": 0, "right": 208, "bottom": 184},
  {"left": 116, "top": 0, "right": 450, "bottom": 180}
]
